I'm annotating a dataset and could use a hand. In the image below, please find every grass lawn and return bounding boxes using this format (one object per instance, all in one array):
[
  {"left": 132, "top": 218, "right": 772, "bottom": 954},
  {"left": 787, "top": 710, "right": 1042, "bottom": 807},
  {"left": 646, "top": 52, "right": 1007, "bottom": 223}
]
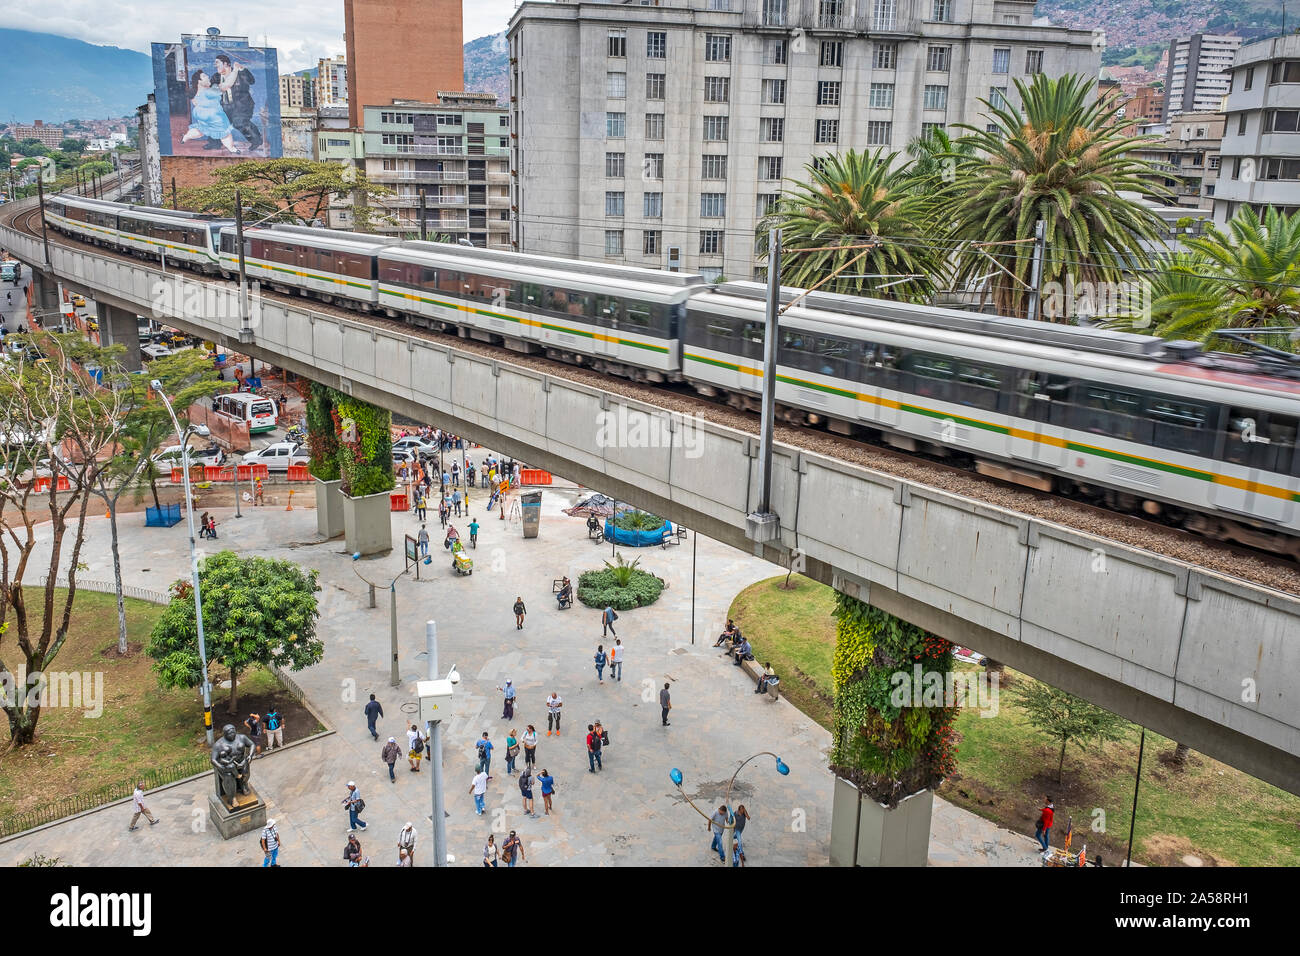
[
  {"left": 0, "top": 589, "right": 322, "bottom": 831},
  {"left": 729, "top": 575, "right": 1300, "bottom": 867}
]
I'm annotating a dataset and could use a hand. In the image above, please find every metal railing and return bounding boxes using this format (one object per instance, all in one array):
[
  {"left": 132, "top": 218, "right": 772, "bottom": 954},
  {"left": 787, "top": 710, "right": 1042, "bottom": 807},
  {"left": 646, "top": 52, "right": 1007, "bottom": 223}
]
[{"left": 39, "top": 575, "right": 170, "bottom": 605}]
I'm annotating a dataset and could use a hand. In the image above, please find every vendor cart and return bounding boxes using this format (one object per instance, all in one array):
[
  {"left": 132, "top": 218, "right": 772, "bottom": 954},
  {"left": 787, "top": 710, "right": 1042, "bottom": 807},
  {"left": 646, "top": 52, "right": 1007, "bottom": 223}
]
[{"left": 450, "top": 537, "right": 473, "bottom": 575}]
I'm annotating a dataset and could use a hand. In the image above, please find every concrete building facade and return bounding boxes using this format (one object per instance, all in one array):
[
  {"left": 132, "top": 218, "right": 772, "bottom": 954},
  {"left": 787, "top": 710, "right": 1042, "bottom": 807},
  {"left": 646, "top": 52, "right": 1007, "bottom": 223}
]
[
  {"left": 1214, "top": 34, "right": 1300, "bottom": 225},
  {"left": 13, "top": 121, "right": 65, "bottom": 148},
  {"left": 344, "top": 0, "right": 464, "bottom": 129},
  {"left": 316, "top": 55, "right": 349, "bottom": 110},
  {"left": 280, "top": 73, "right": 317, "bottom": 109},
  {"left": 361, "top": 93, "right": 511, "bottom": 246},
  {"left": 508, "top": 0, "right": 1100, "bottom": 279},
  {"left": 1132, "top": 112, "right": 1223, "bottom": 213},
  {"left": 1163, "top": 33, "right": 1241, "bottom": 121}
]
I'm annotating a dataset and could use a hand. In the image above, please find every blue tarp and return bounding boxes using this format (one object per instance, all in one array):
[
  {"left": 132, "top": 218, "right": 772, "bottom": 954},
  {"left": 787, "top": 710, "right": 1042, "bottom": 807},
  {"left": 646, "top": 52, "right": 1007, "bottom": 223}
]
[
  {"left": 145, "top": 503, "right": 182, "bottom": 527},
  {"left": 603, "top": 519, "right": 672, "bottom": 547}
]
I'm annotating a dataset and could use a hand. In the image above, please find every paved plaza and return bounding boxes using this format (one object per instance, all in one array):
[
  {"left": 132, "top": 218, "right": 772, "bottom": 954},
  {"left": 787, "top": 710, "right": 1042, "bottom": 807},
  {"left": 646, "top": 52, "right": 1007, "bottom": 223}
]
[{"left": 2, "top": 477, "right": 1044, "bottom": 866}]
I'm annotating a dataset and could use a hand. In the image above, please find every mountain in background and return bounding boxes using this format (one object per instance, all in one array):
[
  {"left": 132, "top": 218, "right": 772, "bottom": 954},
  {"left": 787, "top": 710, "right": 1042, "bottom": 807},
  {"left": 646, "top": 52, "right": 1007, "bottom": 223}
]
[
  {"left": 464, "top": 33, "right": 509, "bottom": 104},
  {"left": 0, "top": 29, "right": 153, "bottom": 123}
]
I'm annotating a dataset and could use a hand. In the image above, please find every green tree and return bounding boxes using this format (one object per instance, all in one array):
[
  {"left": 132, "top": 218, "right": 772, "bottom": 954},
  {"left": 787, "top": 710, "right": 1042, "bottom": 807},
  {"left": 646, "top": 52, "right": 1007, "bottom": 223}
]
[
  {"left": 77, "top": 160, "right": 113, "bottom": 179},
  {"left": 1016, "top": 679, "right": 1128, "bottom": 782},
  {"left": 147, "top": 552, "right": 323, "bottom": 714},
  {"left": 946, "top": 73, "right": 1170, "bottom": 318},
  {"left": 178, "top": 158, "right": 395, "bottom": 232},
  {"left": 14, "top": 140, "right": 49, "bottom": 157},
  {"left": 59, "top": 138, "right": 87, "bottom": 155},
  {"left": 757, "top": 148, "right": 944, "bottom": 302},
  {"left": 905, "top": 126, "right": 974, "bottom": 211}
]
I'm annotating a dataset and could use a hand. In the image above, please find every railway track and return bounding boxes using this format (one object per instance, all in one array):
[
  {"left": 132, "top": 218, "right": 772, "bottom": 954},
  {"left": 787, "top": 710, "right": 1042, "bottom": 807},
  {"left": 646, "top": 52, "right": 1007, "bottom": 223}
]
[{"left": 6, "top": 198, "right": 1298, "bottom": 596}]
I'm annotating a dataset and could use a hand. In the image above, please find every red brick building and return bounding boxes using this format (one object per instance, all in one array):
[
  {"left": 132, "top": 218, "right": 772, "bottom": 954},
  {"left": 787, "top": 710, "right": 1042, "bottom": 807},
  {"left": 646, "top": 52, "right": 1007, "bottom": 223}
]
[{"left": 344, "top": 0, "right": 464, "bottom": 128}]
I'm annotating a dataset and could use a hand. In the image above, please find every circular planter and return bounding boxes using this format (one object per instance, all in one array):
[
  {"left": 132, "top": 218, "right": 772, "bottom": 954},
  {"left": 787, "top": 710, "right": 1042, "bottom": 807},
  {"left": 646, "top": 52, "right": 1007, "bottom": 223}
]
[{"left": 576, "top": 567, "right": 665, "bottom": 610}]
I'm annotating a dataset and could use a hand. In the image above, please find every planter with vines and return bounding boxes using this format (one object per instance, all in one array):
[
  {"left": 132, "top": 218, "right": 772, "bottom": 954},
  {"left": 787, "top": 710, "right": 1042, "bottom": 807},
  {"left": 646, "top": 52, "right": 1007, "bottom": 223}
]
[{"left": 577, "top": 552, "right": 665, "bottom": 610}]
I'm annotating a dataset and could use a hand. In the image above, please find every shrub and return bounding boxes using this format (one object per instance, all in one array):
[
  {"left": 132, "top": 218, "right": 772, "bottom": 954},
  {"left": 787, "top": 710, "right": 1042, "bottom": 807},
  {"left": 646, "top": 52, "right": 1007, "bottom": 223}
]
[
  {"left": 614, "top": 510, "right": 665, "bottom": 533},
  {"left": 577, "top": 566, "right": 664, "bottom": 610}
]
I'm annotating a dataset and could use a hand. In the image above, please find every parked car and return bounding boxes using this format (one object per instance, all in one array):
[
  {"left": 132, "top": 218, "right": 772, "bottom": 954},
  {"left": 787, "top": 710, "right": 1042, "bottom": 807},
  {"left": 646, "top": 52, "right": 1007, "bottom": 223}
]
[
  {"left": 243, "top": 441, "right": 309, "bottom": 473},
  {"left": 153, "top": 444, "right": 224, "bottom": 468},
  {"left": 392, "top": 447, "right": 421, "bottom": 467},
  {"left": 392, "top": 436, "right": 438, "bottom": 461},
  {"left": 141, "top": 343, "right": 173, "bottom": 360}
]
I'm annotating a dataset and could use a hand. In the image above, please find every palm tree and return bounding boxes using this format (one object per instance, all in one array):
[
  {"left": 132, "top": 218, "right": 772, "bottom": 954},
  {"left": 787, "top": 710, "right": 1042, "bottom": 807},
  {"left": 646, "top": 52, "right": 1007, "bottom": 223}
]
[
  {"left": 905, "top": 126, "right": 975, "bottom": 200},
  {"left": 1123, "top": 207, "right": 1300, "bottom": 349},
  {"left": 757, "top": 148, "right": 944, "bottom": 302},
  {"left": 945, "top": 73, "right": 1170, "bottom": 319}
]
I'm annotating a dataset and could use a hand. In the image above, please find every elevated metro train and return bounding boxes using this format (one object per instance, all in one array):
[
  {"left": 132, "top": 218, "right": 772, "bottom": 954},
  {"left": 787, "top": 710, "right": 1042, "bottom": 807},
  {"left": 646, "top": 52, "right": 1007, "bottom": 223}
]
[{"left": 44, "top": 194, "right": 1300, "bottom": 557}]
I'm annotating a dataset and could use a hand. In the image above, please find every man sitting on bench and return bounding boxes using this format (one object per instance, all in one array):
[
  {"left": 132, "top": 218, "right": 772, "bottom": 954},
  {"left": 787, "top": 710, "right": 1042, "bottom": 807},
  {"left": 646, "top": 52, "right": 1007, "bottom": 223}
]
[
  {"left": 714, "top": 619, "right": 739, "bottom": 648},
  {"left": 556, "top": 576, "right": 573, "bottom": 609},
  {"left": 755, "top": 662, "right": 778, "bottom": 695},
  {"left": 731, "top": 636, "right": 752, "bottom": 667}
]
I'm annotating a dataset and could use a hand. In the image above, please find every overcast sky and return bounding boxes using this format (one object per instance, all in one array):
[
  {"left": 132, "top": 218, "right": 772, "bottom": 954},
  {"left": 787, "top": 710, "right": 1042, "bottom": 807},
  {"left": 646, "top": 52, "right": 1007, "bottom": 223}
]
[{"left": 1, "top": 0, "right": 525, "bottom": 71}]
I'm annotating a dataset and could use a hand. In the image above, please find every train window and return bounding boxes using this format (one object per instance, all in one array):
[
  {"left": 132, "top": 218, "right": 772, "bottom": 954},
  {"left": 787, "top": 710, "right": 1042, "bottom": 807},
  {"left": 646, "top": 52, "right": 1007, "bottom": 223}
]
[
  {"left": 1222, "top": 409, "right": 1296, "bottom": 473},
  {"left": 1148, "top": 397, "right": 1211, "bottom": 456},
  {"left": 955, "top": 362, "right": 1003, "bottom": 411},
  {"left": 623, "top": 300, "right": 657, "bottom": 335},
  {"left": 520, "top": 283, "right": 543, "bottom": 307},
  {"left": 594, "top": 294, "right": 622, "bottom": 326},
  {"left": 1013, "top": 373, "right": 1071, "bottom": 424},
  {"left": 1075, "top": 385, "right": 1152, "bottom": 444},
  {"left": 436, "top": 269, "right": 461, "bottom": 294}
]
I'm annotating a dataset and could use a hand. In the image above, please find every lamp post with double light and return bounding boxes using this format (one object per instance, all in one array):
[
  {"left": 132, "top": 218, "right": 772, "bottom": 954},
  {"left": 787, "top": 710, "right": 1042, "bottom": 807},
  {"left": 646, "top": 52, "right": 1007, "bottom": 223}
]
[{"left": 670, "top": 752, "right": 790, "bottom": 867}]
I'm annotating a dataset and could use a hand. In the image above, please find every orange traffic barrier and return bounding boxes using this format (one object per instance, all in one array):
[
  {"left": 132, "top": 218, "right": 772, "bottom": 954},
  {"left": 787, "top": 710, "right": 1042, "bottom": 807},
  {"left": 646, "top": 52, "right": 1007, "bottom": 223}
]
[
  {"left": 250, "top": 464, "right": 269, "bottom": 480},
  {"left": 204, "top": 465, "right": 232, "bottom": 482},
  {"left": 390, "top": 492, "right": 409, "bottom": 512},
  {"left": 31, "top": 476, "right": 51, "bottom": 491},
  {"left": 55, "top": 476, "right": 70, "bottom": 491},
  {"left": 287, "top": 464, "right": 310, "bottom": 482},
  {"left": 236, "top": 464, "right": 252, "bottom": 481},
  {"left": 521, "top": 469, "right": 553, "bottom": 486}
]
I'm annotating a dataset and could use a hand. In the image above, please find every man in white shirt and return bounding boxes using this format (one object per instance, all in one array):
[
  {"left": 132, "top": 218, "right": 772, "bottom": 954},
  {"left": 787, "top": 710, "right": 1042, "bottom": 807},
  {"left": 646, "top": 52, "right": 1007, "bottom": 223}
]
[
  {"left": 609, "top": 639, "right": 625, "bottom": 682},
  {"left": 469, "top": 769, "right": 490, "bottom": 815},
  {"left": 398, "top": 822, "right": 417, "bottom": 865},
  {"left": 546, "top": 692, "right": 563, "bottom": 737},
  {"left": 128, "top": 781, "right": 158, "bottom": 831},
  {"left": 260, "top": 819, "right": 281, "bottom": 867}
]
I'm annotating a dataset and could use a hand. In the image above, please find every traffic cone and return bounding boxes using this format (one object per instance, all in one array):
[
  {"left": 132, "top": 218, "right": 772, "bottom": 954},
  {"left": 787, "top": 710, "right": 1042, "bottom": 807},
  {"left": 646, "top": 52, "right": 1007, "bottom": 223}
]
[{"left": 286, "top": 490, "right": 294, "bottom": 511}]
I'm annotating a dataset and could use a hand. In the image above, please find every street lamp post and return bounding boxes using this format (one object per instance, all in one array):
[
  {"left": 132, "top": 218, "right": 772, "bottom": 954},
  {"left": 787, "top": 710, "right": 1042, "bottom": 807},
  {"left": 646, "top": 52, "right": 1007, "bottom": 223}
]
[
  {"left": 418, "top": 620, "right": 459, "bottom": 867},
  {"left": 352, "top": 554, "right": 429, "bottom": 686},
  {"left": 154, "top": 382, "right": 215, "bottom": 746},
  {"left": 670, "top": 752, "right": 790, "bottom": 867}
]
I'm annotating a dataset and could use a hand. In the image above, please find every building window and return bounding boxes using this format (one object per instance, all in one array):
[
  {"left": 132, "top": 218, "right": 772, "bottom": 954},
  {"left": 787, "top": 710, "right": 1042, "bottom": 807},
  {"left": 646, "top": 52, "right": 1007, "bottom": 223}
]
[
  {"left": 381, "top": 133, "right": 413, "bottom": 146},
  {"left": 989, "top": 87, "right": 1008, "bottom": 110},
  {"left": 605, "top": 191, "right": 625, "bottom": 216},
  {"left": 607, "top": 72, "right": 627, "bottom": 98},
  {"left": 1238, "top": 113, "right": 1247, "bottom": 135},
  {"left": 874, "top": 42, "right": 897, "bottom": 69},
  {"left": 816, "top": 119, "right": 839, "bottom": 143},
  {"left": 820, "top": 41, "right": 843, "bottom": 68},
  {"left": 811, "top": 156, "right": 829, "bottom": 175},
  {"left": 606, "top": 152, "right": 626, "bottom": 177},
  {"left": 756, "top": 193, "right": 780, "bottom": 216},
  {"left": 1244, "top": 66, "right": 1254, "bottom": 90},
  {"left": 1267, "top": 109, "right": 1300, "bottom": 132},
  {"left": 1025, "top": 49, "right": 1044, "bottom": 74},
  {"left": 765, "top": 38, "right": 787, "bottom": 65},
  {"left": 1264, "top": 157, "right": 1300, "bottom": 179},
  {"left": 437, "top": 114, "right": 461, "bottom": 126},
  {"left": 607, "top": 112, "right": 626, "bottom": 138},
  {"left": 760, "top": 117, "right": 785, "bottom": 142},
  {"left": 706, "top": 34, "right": 732, "bottom": 62},
  {"left": 705, "top": 77, "right": 731, "bottom": 103},
  {"left": 499, "top": 116, "right": 510, "bottom": 128},
  {"left": 700, "top": 229, "right": 723, "bottom": 255},
  {"left": 923, "top": 85, "right": 948, "bottom": 110},
  {"left": 758, "top": 155, "right": 783, "bottom": 180},
  {"left": 866, "top": 120, "right": 892, "bottom": 145},
  {"left": 872, "top": 0, "right": 897, "bottom": 30},
  {"left": 644, "top": 192, "right": 663, "bottom": 217},
  {"left": 931, "top": 0, "right": 953, "bottom": 22},
  {"left": 605, "top": 230, "right": 624, "bottom": 255},
  {"left": 817, "top": 81, "right": 841, "bottom": 106},
  {"left": 763, "top": 78, "right": 786, "bottom": 104},
  {"left": 702, "top": 154, "right": 728, "bottom": 179},
  {"left": 869, "top": 83, "right": 895, "bottom": 108},
  {"left": 644, "top": 153, "right": 664, "bottom": 179},
  {"left": 763, "top": 0, "right": 789, "bottom": 26},
  {"left": 992, "top": 48, "right": 1010, "bottom": 74},
  {"left": 1271, "top": 61, "right": 1300, "bottom": 84},
  {"left": 644, "top": 230, "right": 661, "bottom": 255},
  {"left": 922, "top": 122, "right": 944, "bottom": 137},
  {"left": 646, "top": 73, "right": 666, "bottom": 99},
  {"left": 647, "top": 31, "right": 666, "bottom": 59},
  {"left": 703, "top": 115, "right": 729, "bottom": 141},
  {"left": 645, "top": 113, "right": 665, "bottom": 140},
  {"left": 608, "top": 30, "right": 626, "bottom": 58},
  {"left": 1209, "top": 156, "right": 1220, "bottom": 170},
  {"left": 701, "top": 193, "right": 727, "bottom": 217},
  {"left": 927, "top": 46, "right": 951, "bottom": 71}
]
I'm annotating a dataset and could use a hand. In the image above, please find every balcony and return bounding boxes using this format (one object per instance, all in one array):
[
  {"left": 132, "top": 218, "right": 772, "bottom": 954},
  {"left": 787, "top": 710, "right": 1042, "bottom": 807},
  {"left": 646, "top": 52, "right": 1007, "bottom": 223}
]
[
  {"left": 487, "top": 169, "right": 510, "bottom": 182},
  {"left": 369, "top": 171, "right": 419, "bottom": 183},
  {"left": 380, "top": 192, "right": 469, "bottom": 208}
]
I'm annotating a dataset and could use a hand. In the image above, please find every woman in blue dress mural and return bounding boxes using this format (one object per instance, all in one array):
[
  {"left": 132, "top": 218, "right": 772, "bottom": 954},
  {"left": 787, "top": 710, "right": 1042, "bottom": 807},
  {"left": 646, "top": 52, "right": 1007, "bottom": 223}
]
[{"left": 180, "top": 70, "right": 238, "bottom": 153}]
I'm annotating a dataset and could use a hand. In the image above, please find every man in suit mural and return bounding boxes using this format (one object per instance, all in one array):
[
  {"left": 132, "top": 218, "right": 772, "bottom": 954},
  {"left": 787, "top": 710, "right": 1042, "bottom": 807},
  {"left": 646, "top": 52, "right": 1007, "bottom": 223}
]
[{"left": 215, "top": 53, "right": 263, "bottom": 151}]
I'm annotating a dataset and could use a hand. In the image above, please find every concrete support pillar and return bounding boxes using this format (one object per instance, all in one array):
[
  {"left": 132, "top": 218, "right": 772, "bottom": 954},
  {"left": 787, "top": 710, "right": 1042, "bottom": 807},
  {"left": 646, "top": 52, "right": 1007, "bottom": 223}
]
[
  {"left": 100, "top": 303, "right": 142, "bottom": 371},
  {"left": 30, "top": 269, "right": 60, "bottom": 325}
]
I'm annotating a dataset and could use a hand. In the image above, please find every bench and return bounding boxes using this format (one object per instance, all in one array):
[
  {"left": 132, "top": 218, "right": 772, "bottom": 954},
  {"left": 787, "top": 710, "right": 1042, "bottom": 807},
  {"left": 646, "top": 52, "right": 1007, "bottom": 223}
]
[
  {"left": 552, "top": 578, "right": 573, "bottom": 609},
  {"left": 737, "top": 654, "right": 781, "bottom": 700},
  {"left": 660, "top": 526, "right": 687, "bottom": 549}
]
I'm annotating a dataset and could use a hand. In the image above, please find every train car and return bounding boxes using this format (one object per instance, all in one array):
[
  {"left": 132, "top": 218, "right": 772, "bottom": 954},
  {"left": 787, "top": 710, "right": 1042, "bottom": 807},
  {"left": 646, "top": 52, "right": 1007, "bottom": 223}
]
[
  {"left": 45, "top": 195, "right": 228, "bottom": 271},
  {"left": 217, "top": 224, "right": 387, "bottom": 308},
  {"left": 685, "top": 282, "right": 1300, "bottom": 556},
  {"left": 377, "top": 242, "right": 705, "bottom": 381}
]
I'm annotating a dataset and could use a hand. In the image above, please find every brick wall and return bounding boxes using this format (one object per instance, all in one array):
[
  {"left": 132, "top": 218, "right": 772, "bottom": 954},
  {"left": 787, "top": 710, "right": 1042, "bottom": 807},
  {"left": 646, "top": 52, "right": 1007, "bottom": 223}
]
[{"left": 345, "top": 0, "right": 464, "bottom": 128}]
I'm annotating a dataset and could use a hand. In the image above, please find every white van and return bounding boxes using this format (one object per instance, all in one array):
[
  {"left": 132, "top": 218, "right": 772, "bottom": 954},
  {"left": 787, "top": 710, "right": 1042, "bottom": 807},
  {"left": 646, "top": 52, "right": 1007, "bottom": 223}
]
[{"left": 215, "top": 392, "right": 278, "bottom": 435}]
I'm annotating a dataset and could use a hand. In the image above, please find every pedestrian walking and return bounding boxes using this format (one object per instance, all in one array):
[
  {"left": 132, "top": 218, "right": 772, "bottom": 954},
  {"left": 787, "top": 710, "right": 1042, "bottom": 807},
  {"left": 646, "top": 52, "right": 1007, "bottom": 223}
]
[
  {"left": 498, "top": 679, "right": 516, "bottom": 720},
  {"left": 733, "top": 805, "right": 750, "bottom": 867},
  {"left": 398, "top": 821, "right": 417, "bottom": 866},
  {"left": 537, "top": 768, "right": 556, "bottom": 816},
  {"left": 594, "top": 720, "right": 609, "bottom": 760},
  {"left": 469, "top": 518, "right": 479, "bottom": 548},
  {"left": 254, "top": 477, "right": 265, "bottom": 506},
  {"left": 505, "top": 729, "right": 520, "bottom": 775},
  {"left": 522, "top": 724, "right": 538, "bottom": 769},
  {"left": 417, "top": 523, "right": 430, "bottom": 557},
  {"left": 470, "top": 768, "right": 490, "bottom": 815},
  {"left": 343, "top": 834, "right": 365, "bottom": 866},
  {"left": 260, "top": 818, "right": 281, "bottom": 866},
  {"left": 451, "top": 461, "right": 460, "bottom": 487},
  {"left": 475, "top": 731, "right": 494, "bottom": 774},
  {"left": 128, "top": 781, "right": 158, "bottom": 831},
  {"left": 483, "top": 834, "right": 499, "bottom": 867},
  {"left": 442, "top": 470, "right": 450, "bottom": 487},
  {"left": 593, "top": 645, "right": 607, "bottom": 683},
  {"left": 415, "top": 490, "right": 427, "bottom": 521},
  {"left": 453, "top": 488, "right": 462, "bottom": 516},
  {"left": 609, "top": 639, "right": 624, "bottom": 681},
  {"left": 439, "top": 498, "right": 449, "bottom": 528},
  {"left": 502, "top": 830, "right": 525, "bottom": 867},
  {"left": 343, "top": 781, "right": 368, "bottom": 832},
  {"left": 244, "top": 712, "right": 263, "bottom": 755},
  {"left": 381, "top": 736, "right": 402, "bottom": 782},
  {"left": 519, "top": 765, "right": 536, "bottom": 817},
  {"left": 660, "top": 683, "right": 672, "bottom": 726},
  {"left": 1034, "top": 796, "right": 1055, "bottom": 851},
  {"left": 601, "top": 605, "right": 618, "bottom": 637},
  {"left": 407, "top": 723, "right": 424, "bottom": 771},
  {"left": 513, "top": 596, "right": 526, "bottom": 630},
  {"left": 364, "top": 693, "right": 383, "bottom": 740},
  {"left": 264, "top": 709, "right": 284, "bottom": 750},
  {"left": 708, "top": 805, "right": 728, "bottom": 863},
  {"left": 586, "top": 723, "right": 603, "bottom": 773},
  {"left": 545, "top": 691, "right": 563, "bottom": 736}
]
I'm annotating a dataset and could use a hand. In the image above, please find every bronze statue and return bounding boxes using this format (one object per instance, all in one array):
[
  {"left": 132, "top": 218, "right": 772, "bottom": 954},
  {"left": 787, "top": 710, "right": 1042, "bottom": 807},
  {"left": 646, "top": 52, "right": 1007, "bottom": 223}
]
[{"left": 211, "top": 723, "right": 255, "bottom": 805}]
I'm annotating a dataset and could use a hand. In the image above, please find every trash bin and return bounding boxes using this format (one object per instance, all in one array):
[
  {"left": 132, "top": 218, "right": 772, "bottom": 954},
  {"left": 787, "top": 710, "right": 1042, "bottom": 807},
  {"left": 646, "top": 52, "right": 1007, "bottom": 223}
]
[{"left": 521, "top": 491, "right": 542, "bottom": 539}]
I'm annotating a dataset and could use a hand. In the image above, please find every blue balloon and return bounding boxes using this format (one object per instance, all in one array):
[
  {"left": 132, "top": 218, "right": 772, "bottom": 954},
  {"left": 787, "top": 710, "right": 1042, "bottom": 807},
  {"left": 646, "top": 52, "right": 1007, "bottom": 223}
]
[
  {"left": 351, "top": 552, "right": 361, "bottom": 561},
  {"left": 669, "top": 768, "right": 683, "bottom": 787},
  {"left": 775, "top": 757, "right": 790, "bottom": 776}
]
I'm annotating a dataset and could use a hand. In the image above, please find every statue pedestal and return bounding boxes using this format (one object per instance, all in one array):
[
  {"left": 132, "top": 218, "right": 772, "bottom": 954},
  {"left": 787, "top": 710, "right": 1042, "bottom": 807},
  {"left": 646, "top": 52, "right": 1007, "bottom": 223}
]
[{"left": 208, "top": 788, "right": 267, "bottom": 840}]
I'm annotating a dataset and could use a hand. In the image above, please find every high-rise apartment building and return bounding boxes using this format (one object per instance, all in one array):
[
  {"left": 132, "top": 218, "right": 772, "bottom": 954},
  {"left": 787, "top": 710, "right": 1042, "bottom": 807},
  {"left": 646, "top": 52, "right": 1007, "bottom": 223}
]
[
  {"left": 13, "top": 120, "right": 65, "bottom": 148},
  {"left": 362, "top": 93, "right": 511, "bottom": 247},
  {"left": 1214, "top": 35, "right": 1300, "bottom": 224},
  {"left": 344, "top": 0, "right": 464, "bottom": 129},
  {"left": 280, "top": 72, "right": 316, "bottom": 109},
  {"left": 1163, "top": 33, "right": 1242, "bottom": 120},
  {"left": 316, "top": 55, "right": 349, "bottom": 109},
  {"left": 508, "top": 0, "right": 1100, "bottom": 279},
  {"left": 1132, "top": 112, "right": 1223, "bottom": 213}
]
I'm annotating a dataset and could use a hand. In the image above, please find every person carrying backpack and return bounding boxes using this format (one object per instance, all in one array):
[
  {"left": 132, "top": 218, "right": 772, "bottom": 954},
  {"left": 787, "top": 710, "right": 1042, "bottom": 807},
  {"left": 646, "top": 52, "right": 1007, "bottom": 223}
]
[
  {"left": 475, "top": 732, "right": 494, "bottom": 774},
  {"left": 407, "top": 723, "right": 425, "bottom": 772},
  {"left": 594, "top": 645, "right": 607, "bottom": 684},
  {"left": 602, "top": 605, "right": 618, "bottom": 637},
  {"left": 264, "top": 709, "right": 284, "bottom": 750},
  {"left": 519, "top": 765, "right": 536, "bottom": 818},
  {"left": 586, "top": 723, "right": 603, "bottom": 773}
]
